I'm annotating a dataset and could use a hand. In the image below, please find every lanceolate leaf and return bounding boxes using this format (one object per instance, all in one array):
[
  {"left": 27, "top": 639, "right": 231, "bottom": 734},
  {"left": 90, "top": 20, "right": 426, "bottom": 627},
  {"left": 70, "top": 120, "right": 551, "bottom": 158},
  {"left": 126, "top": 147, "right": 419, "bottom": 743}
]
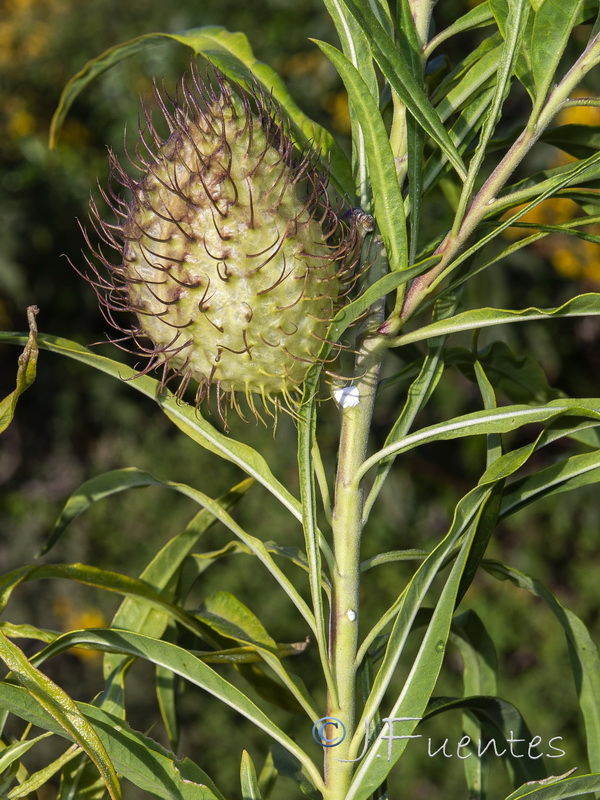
[
  {"left": 314, "top": 41, "right": 408, "bottom": 271},
  {"left": 103, "top": 478, "right": 252, "bottom": 681},
  {"left": 500, "top": 449, "right": 600, "bottom": 519},
  {"left": 339, "top": 0, "right": 467, "bottom": 179},
  {"left": 320, "top": 0, "right": 380, "bottom": 205},
  {"left": 392, "top": 293, "right": 600, "bottom": 346},
  {"left": 49, "top": 27, "right": 353, "bottom": 196},
  {"left": 358, "top": 399, "right": 600, "bottom": 480},
  {"left": 240, "top": 750, "right": 263, "bottom": 800},
  {"left": 0, "top": 632, "right": 121, "bottom": 800},
  {"left": 503, "top": 773, "right": 600, "bottom": 799},
  {"left": 0, "top": 683, "right": 225, "bottom": 800},
  {"left": 530, "top": 0, "right": 585, "bottom": 112},
  {"left": 30, "top": 629, "right": 324, "bottom": 792},
  {"left": 425, "top": 1, "right": 495, "bottom": 56},
  {"left": 0, "top": 333, "right": 303, "bottom": 525},
  {"left": 0, "top": 307, "right": 39, "bottom": 435},
  {"left": 483, "top": 561, "right": 600, "bottom": 773},
  {"left": 0, "top": 470, "right": 317, "bottom": 635}
]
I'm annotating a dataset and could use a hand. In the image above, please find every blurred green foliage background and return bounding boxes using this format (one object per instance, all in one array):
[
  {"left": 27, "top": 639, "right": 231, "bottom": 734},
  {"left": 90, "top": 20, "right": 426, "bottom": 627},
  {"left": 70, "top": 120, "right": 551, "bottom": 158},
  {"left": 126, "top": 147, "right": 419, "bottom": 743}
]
[{"left": 1, "top": 1, "right": 599, "bottom": 798}]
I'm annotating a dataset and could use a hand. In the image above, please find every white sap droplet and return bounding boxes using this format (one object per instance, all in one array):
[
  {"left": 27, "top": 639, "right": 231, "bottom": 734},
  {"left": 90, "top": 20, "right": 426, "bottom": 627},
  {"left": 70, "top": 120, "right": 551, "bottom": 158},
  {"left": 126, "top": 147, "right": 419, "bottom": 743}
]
[
  {"left": 346, "top": 609, "right": 356, "bottom": 621},
  {"left": 334, "top": 385, "right": 360, "bottom": 408}
]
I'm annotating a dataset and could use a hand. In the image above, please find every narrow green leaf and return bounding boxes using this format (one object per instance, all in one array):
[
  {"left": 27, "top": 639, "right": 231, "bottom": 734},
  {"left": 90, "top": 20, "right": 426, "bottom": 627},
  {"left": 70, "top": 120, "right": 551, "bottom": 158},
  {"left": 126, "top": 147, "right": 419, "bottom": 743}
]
[
  {"left": 198, "top": 591, "right": 319, "bottom": 719},
  {"left": 321, "top": 0, "right": 380, "bottom": 204},
  {"left": 393, "top": 293, "right": 600, "bottom": 346},
  {"left": 339, "top": 0, "right": 467, "bottom": 179},
  {"left": 240, "top": 750, "right": 263, "bottom": 800},
  {"left": 156, "top": 663, "right": 179, "bottom": 750},
  {"left": 0, "top": 683, "right": 225, "bottom": 800},
  {"left": 296, "top": 390, "right": 335, "bottom": 705},
  {"left": 314, "top": 41, "right": 407, "bottom": 271},
  {"left": 0, "top": 632, "right": 120, "bottom": 800},
  {"left": 455, "top": 0, "right": 530, "bottom": 228},
  {"left": 530, "top": 0, "right": 584, "bottom": 111},
  {"left": 7, "top": 743, "right": 78, "bottom": 799},
  {"left": 103, "top": 478, "right": 252, "bottom": 680},
  {"left": 424, "top": 87, "right": 495, "bottom": 196},
  {"left": 0, "top": 732, "right": 53, "bottom": 777},
  {"left": 257, "top": 750, "right": 278, "bottom": 797},
  {"left": 424, "top": 696, "right": 547, "bottom": 786},
  {"left": 359, "top": 399, "right": 600, "bottom": 480},
  {"left": 50, "top": 27, "right": 353, "bottom": 196},
  {"left": 483, "top": 560, "right": 600, "bottom": 773},
  {"left": 490, "top": 0, "right": 535, "bottom": 97},
  {"left": 0, "top": 562, "right": 219, "bottom": 642},
  {"left": 426, "top": 2, "right": 495, "bottom": 56},
  {"left": 0, "top": 307, "right": 39, "bottom": 435},
  {"left": 348, "top": 488, "right": 486, "bottom": 800},
  {"left": 363, "top": 292, "right": 460, "bottom": 522},
  {"left": 30, "top": 629, "right": 324, "bottom": 793},
  {"left": 0, "top": 333, "right": 304, "bottom": 526},
  {"left": 473, "top": 358, "right": 503, "bottom": 466},
  {"left": 434, "top": 43, "right": 502, "bottom": 121},
  {"left": 456, "top": 481, "right": 503, "bottom": 605},
  {"left": 503, "top": 773, "right": 600, "bottom": 799},
  {"left": 500, "top": 449, "right": 600, "bottom": 519}
]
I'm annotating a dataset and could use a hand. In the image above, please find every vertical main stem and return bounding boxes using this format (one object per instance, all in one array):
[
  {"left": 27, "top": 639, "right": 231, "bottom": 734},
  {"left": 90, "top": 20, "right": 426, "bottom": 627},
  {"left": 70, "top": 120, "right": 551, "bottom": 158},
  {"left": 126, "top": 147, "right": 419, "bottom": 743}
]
[{"left": 325, "top": 325, "right": 386, "bottom": 798}]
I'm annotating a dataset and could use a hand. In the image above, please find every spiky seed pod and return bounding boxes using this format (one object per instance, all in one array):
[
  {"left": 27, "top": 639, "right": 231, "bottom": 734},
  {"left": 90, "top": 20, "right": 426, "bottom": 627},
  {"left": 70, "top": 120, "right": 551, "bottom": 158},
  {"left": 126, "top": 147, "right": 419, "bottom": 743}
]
[{"left": 80, "top": 65, "right": 357, "bottom": 422}]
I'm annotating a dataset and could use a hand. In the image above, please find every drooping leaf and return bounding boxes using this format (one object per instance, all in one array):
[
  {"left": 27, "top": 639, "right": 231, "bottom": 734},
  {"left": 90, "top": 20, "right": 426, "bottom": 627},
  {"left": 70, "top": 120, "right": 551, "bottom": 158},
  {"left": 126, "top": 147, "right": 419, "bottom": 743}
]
[
  {"left": 358, "top": 399, "right": 600, "bottom": 480},
  {"left": 500, "top": 449, "right": 600, "bottom": 520},
  {"left": 503, "top": 772, "right": 600, "bottom": 799},
  {"left": 0, "top": 332, "right": 305, "bottom": 526},
  {"left": 50, "top": 27, "right": 353, "bottom": 196},
  {"left": 29, "top": 629, "right": 324, "bottom": 792},
  {"left": 103, "top": 478, "right": 252, "bottom": 682},
  {"left": 0, "top": 683, "right": 226, "bottom": 800},
  {"left": 424, "top": 696, "right": 547, "bottom": 786},
  {"left": 0, "top": 632, "right": 121, "bottom": 800},
  {"left": 425, "top": 1, "right": 496, "bottom": 56},
  {"left": 0, "top": 307, "right": 39, "bottom": 435},
  {"left": 483, "top": 561, "right": 600, "bottom": 773}
]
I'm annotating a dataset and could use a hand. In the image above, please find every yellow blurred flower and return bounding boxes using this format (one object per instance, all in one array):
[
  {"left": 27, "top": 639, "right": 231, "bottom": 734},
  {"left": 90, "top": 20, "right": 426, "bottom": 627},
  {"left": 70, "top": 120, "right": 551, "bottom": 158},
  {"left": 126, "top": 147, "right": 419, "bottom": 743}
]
[
  {"left": 502, "top": 197, "right": 578, "bottom": 241},
  {"left": 557, "top": 90, "right": 600, "bottom": 127},
  {"left": 322, "top": 91, "right": 351, "bottom": 134},
  {"left": 53, "top": 594, "right": 107, "bottom": 662}
]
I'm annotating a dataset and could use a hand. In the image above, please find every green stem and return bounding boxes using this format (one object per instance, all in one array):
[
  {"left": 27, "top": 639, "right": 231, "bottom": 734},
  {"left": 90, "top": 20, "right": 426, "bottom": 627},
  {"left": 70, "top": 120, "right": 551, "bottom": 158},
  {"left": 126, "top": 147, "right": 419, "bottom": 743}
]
[
  {"left": 398, "top": 32, "right": 600, "bottom": 323},
  {"left": 324, "top": 242, "right": 387, "bottom": 799}
]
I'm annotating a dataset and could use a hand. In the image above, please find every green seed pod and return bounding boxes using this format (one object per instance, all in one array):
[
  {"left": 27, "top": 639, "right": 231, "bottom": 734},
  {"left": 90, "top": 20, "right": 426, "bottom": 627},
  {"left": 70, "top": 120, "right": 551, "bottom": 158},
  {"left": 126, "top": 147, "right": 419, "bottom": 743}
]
[{"left": 81, "top": 66, "right": 356, "bottom": 422}]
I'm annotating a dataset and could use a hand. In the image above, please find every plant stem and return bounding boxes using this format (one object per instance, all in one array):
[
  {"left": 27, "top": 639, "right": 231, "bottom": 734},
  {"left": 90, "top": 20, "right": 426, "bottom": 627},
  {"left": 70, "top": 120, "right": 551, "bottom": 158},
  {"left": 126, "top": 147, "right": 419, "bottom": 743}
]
[
  {"left": 324, "top": 242, "right": 387, "bottom": 799},
  {"left": 398, "top": 32, "right": 600, "bottom": 323}
]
